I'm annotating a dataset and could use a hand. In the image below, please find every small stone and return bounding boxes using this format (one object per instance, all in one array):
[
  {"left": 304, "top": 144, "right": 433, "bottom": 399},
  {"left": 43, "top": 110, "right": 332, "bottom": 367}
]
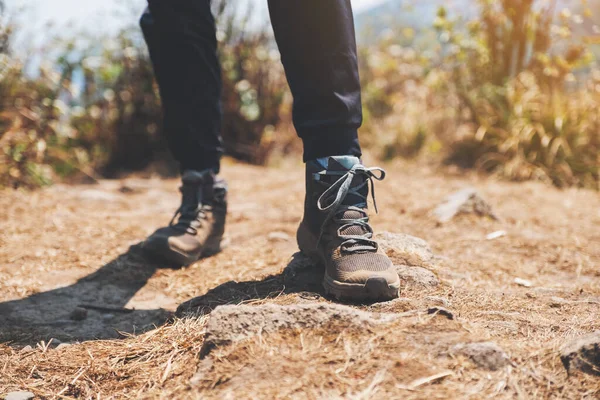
[
  {"left": 118, "top": 185, "right": 144, "bottom": 194},
  {"left": 514, "top": 278, "right": 533, "bottom": 288},
  {"left": 486, "top": 230, "right": 507, "bottom": 240},
  {"left": 70, "top": 307, "right": 88, "bottom": 321},
  {"left": 428, "top": 306, "right": 454, "bottom": 320},
  {"left": 433, "top": 188, "right": 498, "bottom": 223},
  {"left": 560, "top": 331, "right": 600, "bottom": 375},
  {"left": 452, "top": 342, "right": 510, "bottom": 371},
  {"left": 267, "top": 231, "right": 291, "bottom": 242},
  {"left": 5, "top": 391, "right": 35, "bottom": 400},
  {"left": 396, "top": 265, "right": 439, "bottom": 287},
  {"left": 19, "top": 345, "right": 33, "bottom": 353},
  {"left": 549, "top": 297, "right": 569, "bottom": 308},
  {"left": 56, "top": 343, "right": 72, "bottom": 350}
]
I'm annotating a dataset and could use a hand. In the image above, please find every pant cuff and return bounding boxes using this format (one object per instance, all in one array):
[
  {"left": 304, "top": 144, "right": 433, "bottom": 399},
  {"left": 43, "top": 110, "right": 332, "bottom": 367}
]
[{"left": 300, "top": 129, "right": 362, "bottom": 162}]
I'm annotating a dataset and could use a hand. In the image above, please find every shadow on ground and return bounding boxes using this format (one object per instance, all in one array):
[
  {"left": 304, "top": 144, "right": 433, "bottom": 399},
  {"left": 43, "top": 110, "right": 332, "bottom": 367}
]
[
  {"left": 178, "top": 252, "right": 325, "bottom": 316},
  {"left": 0, "top": 243, "right": 172, "bottom": 346},
  {"left": 0, "top": 248, "right": 323, "bottom": 346}
]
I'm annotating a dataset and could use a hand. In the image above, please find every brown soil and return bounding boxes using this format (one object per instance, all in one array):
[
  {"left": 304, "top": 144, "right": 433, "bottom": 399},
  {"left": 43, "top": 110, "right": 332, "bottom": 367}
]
[{"left": 1, "top": 159, "right": 599, "bottom": 399}]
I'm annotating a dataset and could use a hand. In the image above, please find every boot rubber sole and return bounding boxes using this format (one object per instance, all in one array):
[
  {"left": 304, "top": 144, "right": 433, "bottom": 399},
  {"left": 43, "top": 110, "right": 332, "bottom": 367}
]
[{"left": 323, "top": 274, "right": 400, "bottom": 302}]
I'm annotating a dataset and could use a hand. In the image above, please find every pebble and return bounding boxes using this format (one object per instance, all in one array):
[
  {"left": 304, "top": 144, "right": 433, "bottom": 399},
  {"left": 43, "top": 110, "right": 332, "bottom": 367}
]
[
  {"left": 267, "top": 231, "right": 291, "bottom": 242},
  {"left": 70, "top": 307, "right": 88, "bottom": 321},
  {"left": 5, "top": 391, "right": 35, "bottom": 400},
  {"left": 514, "top": 278, "right": 533, "bottom": 287}
]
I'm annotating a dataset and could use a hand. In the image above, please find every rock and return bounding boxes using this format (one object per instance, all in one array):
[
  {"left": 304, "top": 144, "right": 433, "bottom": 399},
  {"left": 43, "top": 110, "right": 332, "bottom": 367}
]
[
  {"left": 560, "top": 331, "right": 600, "bottom": 375},
  {"left": 70, "top": 307, "right": 88, "bottom": 321},
  {"left": 451, "top": 342, "right": 510, "bottom": 371},
  {"left": 267, "top": 231, "right": 291, "bottom": 242},
  {"left": 5, "top": 391, "right": 35, "bottom": 400},
  {"left": 428, "top": 306, "right": 454, "bottom": 320},
  {"left": 19, "top": 345, "right": 33, "bottom": 353},
  {"left": 433, "top": 188, "right": 498, "bottom": 223},
  {"left": 485, "top": 230, "right": 507, "bottom": 240},
  {"left": 118, "top": 184, "right": 145, "bottom": 194},
  {"left": 514, "top": 278, "right": 533, "bottom": 288},
  {"left": 549, "top": 297, "right": 569, "bottom": 308},
  {"left": 396, "top": 265, "right": 439, "bottom": 287},
  {"left": 200, "top": 303, "right": 404, "bottom": 358},
  {"left": 56, "top": 343, "right": 72, "bottom": 350},
  {"left": 376, "top": 232, "right": 435, "bottom": 267}
]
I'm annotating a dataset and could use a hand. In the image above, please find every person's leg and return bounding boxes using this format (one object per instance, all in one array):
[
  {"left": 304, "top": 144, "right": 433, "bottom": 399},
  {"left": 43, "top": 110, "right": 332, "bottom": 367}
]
[
  {"left": 140, "top": 0, "right": 223, "bottom": 173},
  {"left": 267, "top": 0, "right": 362, "bottom": 162},
  {"left": 268, "top": 0, "right": 399, "bottom": 301},
  {"left": 140, "top": 1, "right": 227, "bottom": 265}
]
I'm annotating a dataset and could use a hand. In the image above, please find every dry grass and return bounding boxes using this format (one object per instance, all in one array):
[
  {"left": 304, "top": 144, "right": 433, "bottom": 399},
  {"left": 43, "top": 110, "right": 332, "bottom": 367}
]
[{"left": 1, "top": 159, "right": 599, "bottom": 398}]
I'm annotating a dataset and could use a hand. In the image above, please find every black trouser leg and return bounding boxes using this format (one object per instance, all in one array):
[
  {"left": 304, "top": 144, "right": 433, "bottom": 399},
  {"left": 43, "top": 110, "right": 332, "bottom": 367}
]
[
  {"left": 141, "top": 0, "right": 363, "bottom": 171},
  {"left": 140, "top": 1, "right": 223, "bottom": 173},
  {"left": 267, "top": 0, "right": 363, "bottom": 161}
]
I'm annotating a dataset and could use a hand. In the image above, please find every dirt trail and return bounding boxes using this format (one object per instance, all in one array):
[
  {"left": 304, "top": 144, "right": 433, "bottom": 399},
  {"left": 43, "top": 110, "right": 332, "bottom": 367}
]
[{"left": 0, "top": 159, "right": 599, "bottom": 399}]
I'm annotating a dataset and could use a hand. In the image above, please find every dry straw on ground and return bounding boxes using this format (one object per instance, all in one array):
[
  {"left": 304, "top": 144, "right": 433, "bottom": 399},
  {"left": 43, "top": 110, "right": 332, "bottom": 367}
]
[{"left": 1, "top": 160, "right": 599, "bottom": 398}]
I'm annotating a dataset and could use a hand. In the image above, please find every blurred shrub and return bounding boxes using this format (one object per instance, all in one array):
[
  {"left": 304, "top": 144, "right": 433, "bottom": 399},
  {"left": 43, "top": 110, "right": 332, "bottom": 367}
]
[
  {"left": 0, "top": 7, "right": 169, "bottom": 187},
  {"left": 213, "top": 0, "right": 292, "bottom": 165},
  {"left": 67, "top": 30, "right": 168, "bottom": 178},
  {"left": 0, "top": 2, "right": 292, "bottom": 188},
  {"left": 0, "top": 5, "right": 89, "bottom": 188},
  {"left": 437, "top": 0, "right": 599, "bottom": 188},
  {"left": 1, "top": 0, "right": 599, "bottom": 190},
  {"left": 358, "top": 30, "right": 457, "bottom": 160},
  {"left": 447, "top": 71, "right": 600, "bottom": 187}
]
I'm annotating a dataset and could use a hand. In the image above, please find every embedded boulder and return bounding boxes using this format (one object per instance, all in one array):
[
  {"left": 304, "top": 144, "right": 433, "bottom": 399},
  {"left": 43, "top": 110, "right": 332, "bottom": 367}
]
[
  {"left": 560, "top": 331, "right": 600, "bottom": 376},
  {"left": 376, "top": 232, "right": 440, "bottom": 287},
  {"left": 376, "top": 232, "right": 436, "bottom": 267},
  {"left": 433, "top": 188, "right": 498, "bottom": 223},
  {"left": 200, "top": 302, "right": 403, "bottom": 358}
]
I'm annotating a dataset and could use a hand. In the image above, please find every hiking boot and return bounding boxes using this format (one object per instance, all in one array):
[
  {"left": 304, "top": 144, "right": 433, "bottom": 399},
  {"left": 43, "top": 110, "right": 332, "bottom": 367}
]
[
  {"left": 297, "top": 156, "right": 400, "bottom": 302},
  {"left": 143, "top": 169, "right": 227, "bottom": 265}
]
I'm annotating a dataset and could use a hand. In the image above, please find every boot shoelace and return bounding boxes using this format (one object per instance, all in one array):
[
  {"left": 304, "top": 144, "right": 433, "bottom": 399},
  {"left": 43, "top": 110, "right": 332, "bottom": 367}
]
[
  {"left": 316, "top": 164, "right": 386, "bottom": 252},
  {"left": 169, "top": 185, "right": 210, "bottom": 235}
]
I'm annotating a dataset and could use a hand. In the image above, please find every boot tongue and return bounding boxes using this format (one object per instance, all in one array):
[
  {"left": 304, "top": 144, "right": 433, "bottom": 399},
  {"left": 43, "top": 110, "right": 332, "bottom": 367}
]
[
  {"left": 323, "top": 156, "right": 360, "bottom": 171},
  {"left": 323, "top": 156, "right": 368, "bottom": 208}
]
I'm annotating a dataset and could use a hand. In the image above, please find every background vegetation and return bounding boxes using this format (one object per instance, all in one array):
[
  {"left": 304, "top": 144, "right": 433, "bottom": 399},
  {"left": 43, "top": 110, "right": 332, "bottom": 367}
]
[{"left": 1, "top": 0, "right": 598, "bottom": 189}]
